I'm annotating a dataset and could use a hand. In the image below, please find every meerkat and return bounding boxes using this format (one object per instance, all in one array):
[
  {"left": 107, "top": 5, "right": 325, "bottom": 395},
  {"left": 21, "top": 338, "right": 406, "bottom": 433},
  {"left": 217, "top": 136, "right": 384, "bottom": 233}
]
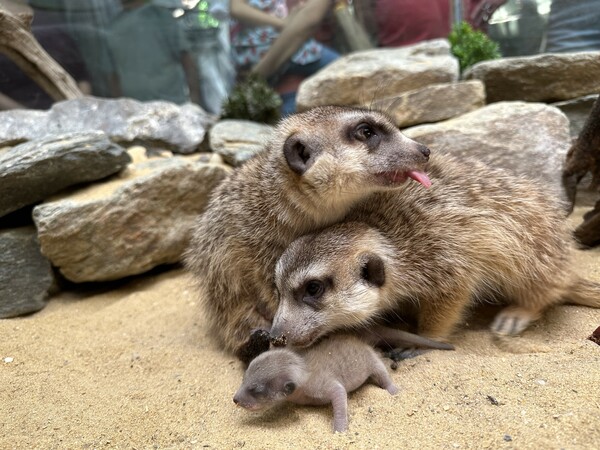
[
  {"left": 185, "top": 106, "right": 431, "bottom": 361},
  {"left": 233, "top": 331, "right": 404, "bottom": 433},
  {"left": 270, "top": 153, "right": 600, "bottom": 348}
]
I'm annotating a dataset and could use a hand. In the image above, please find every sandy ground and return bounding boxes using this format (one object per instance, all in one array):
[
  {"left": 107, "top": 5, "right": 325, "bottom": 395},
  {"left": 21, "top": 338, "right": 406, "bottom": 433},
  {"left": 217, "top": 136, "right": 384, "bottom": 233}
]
[{"left": 2, "top": 201, "right": 600, "bottom": 450}]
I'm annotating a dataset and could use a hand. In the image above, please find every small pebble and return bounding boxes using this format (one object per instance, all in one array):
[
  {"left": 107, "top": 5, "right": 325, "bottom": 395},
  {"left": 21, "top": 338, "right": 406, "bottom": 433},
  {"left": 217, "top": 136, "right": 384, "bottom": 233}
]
[
  {"left": 486, "top": 395, "right": 499, "bottom": 406},
  {"left": 536, "top": 379, "right": 546, "bottom": 386},
  {"left": 503, "top": 435, "right": 512, "bottom": 442},
  {"left": 3, "top": 357, "right": 14, "bottom": 363}
]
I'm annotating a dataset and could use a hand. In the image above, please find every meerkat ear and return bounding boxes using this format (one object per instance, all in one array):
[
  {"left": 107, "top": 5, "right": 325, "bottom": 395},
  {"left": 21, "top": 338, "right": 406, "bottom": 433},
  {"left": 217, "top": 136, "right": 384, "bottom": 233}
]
[
  {"left": 283, "top": 381, "right": 296, "bottom": 395},
  {"left": 360, "top": 253, "right": 385, "bottom": 287},
  {"left": 283, "top": 136, "right": 319, "bottom": 175}
]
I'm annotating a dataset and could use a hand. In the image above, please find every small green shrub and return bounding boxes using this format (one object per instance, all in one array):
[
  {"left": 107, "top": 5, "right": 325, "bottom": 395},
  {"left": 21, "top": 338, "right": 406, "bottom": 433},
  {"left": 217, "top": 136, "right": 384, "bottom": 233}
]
[
  {"left": 221, "top": 74, "right": 282, "bottom": 125},
  {"left": 449, "top": 21, "right": 501, "bottom": 72}
]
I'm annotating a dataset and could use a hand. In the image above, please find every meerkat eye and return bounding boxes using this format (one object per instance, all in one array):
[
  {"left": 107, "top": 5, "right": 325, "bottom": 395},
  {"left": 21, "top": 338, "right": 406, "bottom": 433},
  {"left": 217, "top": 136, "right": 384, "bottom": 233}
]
[
  {"left": 283, "top": 381, "right": 296, "bottom": 395},
  {"left": 248, "top": 385, "right": 267, "bottom": 398},
  {"left": 305, "top": 280, "right": 324, "bottom": 298},
  {"left": 353, "top": 123, "right": 377, "bottom": 141},
  {"left": 296, "top": 278, "right": 330, "bottom": 307}
]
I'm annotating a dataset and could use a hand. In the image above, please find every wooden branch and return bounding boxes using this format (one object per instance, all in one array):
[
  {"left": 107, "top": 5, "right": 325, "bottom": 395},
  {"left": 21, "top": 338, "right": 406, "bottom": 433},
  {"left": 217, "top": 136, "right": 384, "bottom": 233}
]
[
  {"left": 563, "top": 95, "right": 600, "bottom": 205},
  {"left": 562, "top": 94, "right": 600, "bottom": 246},
  {"left": 0, "top": 9, "right": 83, "bottom": 102}
]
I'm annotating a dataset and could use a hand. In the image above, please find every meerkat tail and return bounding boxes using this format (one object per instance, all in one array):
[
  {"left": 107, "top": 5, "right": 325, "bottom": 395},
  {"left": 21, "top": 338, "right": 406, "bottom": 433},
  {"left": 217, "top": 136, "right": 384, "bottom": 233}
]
[{"left": 565, "top": 278, "right": 600, "bottom": 308}]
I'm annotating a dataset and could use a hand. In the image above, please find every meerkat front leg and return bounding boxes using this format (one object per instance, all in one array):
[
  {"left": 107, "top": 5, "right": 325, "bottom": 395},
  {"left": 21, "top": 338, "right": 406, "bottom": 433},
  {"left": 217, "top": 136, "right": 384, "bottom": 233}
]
[
  {"left": 417, "top": 288, "right": 473, "bottom": 340},
  {"left": 490, "top": 306, "right": 543, "bottom": 336}
]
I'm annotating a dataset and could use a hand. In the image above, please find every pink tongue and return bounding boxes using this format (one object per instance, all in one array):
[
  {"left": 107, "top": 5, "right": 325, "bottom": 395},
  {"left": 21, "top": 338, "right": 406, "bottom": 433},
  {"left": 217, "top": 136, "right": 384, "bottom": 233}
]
[{"left": 407, "top": 170, "right": 432, "bottom": 188}]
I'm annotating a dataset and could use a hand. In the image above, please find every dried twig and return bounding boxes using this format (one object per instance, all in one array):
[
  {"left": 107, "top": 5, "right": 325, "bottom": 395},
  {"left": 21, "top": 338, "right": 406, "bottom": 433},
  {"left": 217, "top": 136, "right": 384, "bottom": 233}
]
[{"left": 0, "top": 9, "right": 82, "bottom": 102}]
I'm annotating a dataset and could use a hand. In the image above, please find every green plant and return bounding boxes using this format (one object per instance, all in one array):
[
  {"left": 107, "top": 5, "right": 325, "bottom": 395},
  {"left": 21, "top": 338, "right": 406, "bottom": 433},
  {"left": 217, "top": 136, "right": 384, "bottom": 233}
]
[
  {"left": 449, "top": 21, "right": 501, "bottom": 72},
  {"left": 221, "top": 74, "right": 282, "bottom": 125}
]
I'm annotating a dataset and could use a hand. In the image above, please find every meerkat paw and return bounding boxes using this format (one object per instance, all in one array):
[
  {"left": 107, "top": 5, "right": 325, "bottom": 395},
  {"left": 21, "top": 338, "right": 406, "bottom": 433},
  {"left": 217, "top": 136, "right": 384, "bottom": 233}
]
[
  {"left": 491, "top": 307, "right": 540, "bottom": 336},
  {"left": 385, "top": 347, "right": 427, "bottom": 361},
  {"left": 385, "top": 383, "right": 400, "bottom": 395},
  {"left": 236, "top": 329, "right": 272, "bottom": 366}
]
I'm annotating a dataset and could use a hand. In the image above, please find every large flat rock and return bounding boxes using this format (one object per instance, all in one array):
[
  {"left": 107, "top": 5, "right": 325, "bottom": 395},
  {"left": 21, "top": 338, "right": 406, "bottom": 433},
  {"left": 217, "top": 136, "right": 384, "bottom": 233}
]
[
  {"left": 370, "top": 80, "right": 485, "bottom": 128},
  {"left": 0, "top": 132, "right": 130, "bottom": 218},
  {"left": 297, "top": 39, "right": 459, "bottom": 110},
  {"left": 404, "top": 102, "right": 571, "bottom": 204},
  {"left": 0, "top": 227, "right": 55, "bottom": 318},
  {"left": 464, "top": 52, "right": 600, "bottom": 103},
  {"left": 33, "top": 155, "right": 230, "bottom": 282},
  {"left": 209, "top": 120, "right": 273, "bottom": 167},
  {"left": 552, "top": 94, "right": 599, "bottom": 138},
  {"left": 0, "top": 97, "right": 215, "bottom": 153}
]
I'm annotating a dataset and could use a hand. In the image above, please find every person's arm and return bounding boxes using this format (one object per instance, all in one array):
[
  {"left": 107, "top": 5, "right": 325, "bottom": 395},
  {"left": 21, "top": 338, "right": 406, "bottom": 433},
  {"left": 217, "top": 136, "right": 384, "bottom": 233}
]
[
  {"left": 230, "top": 0, "right": 286, "bottom": 29},
  {"left": 181, "top": 51, "right": 201, "bottom": 104},
  {"left": 469, "top": 0, "right": 508, "bottom": 29},
  {"left": 251, "top": 0, "right": 330, "bottom": 78},
  {"left": 353, "top": 0, "right": 378, "bottom": 44}
]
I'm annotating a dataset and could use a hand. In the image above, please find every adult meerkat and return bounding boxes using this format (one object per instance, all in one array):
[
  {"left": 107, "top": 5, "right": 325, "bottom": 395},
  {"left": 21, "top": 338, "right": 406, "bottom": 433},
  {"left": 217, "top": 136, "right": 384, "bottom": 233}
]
[
  {"left": 233, "top": 331, "right": 403, "bottom": 433},
  {"left": 271, "top": 154, "right": 600, "bottom": 348},
  {"left": 185, "top": 106, "right": 431, "bottom": 360}
]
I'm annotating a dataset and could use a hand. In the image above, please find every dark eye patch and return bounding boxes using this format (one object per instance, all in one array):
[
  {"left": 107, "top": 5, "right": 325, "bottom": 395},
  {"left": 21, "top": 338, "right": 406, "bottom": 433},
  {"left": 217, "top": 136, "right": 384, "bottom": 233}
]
[
  {"left": 248, "top": 384, "right": 267, "bottom": 398},
  {"left": 351, "top": 121, "right": 383, "bottom": 149},
  {"left": 294, "top": 278, "right": 332, "bottom": 308}
]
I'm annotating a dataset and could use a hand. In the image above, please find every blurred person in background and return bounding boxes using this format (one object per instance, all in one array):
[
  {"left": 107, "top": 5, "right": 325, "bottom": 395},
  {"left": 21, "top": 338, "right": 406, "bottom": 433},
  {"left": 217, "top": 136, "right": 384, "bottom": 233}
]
[
  {"left": 60, "top": 0, "right": 122, "bottom": 98},
  {"left": 544, "top": 0, "right": 600, "bottom": 53},
  {"left": 353, "top": 0, "right": 507, "bottom": 48},
  {"left": 105, "top": 0, "right": 201, "bottom": 104},
  {"left": 229, "top": 0, "right": 339, "bottom": 115}
]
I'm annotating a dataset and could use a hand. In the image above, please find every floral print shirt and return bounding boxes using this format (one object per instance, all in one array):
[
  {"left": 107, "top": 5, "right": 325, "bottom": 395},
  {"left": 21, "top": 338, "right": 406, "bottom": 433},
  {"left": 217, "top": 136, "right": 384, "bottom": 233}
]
[{"left": 230, "top": 0, "right": 322, "bottom": 69}]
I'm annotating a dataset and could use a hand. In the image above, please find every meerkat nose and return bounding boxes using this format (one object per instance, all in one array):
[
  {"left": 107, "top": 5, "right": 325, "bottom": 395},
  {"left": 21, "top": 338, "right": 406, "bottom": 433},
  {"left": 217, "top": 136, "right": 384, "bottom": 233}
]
[
  {"left": 418, "top": 144, "right": 431, "bottom": 158},
  {"left": 233, "top": 396, "right": 240, "bottom": 405}
]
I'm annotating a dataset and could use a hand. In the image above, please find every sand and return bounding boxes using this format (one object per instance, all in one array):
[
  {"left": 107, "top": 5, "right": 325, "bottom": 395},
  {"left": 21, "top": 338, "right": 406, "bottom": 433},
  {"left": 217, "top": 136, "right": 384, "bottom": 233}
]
[{"left": 2, "top": 203, "right": 600, "bottom": 450}]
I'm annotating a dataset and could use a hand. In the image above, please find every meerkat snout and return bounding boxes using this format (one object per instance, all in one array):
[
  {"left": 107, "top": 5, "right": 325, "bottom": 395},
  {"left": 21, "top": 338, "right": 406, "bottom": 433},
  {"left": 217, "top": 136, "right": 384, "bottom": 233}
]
[
  {"left": 417, "top": 143, "right": 430, "bottom": 158},
  {"left": 283, "top": 135, "right": 321, "bottom": 175}
]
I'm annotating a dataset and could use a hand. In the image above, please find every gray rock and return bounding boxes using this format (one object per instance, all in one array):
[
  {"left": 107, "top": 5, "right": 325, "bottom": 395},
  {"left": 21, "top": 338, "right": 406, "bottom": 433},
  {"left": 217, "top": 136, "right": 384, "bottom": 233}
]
[
  {"left": 0, "top": 227, "right": 55, "bottom": 318},
  {"left": 404, "top": 102, "right": 571, "bottom": 203},
  {"left": 370, "top": 80, "right": 486, "bottom": 128},
  {"left": 0, "top": 97, "right": 216, "bottom": 153},
  {"left": 33, "top": 155, "right": 230, "bottom": 282},
  {"left": 209, "top": 120, "right": 273, "bottom": 166},
  {"left": 552, "top": 94, "right": 599, "bottom": 138},
  {"left": 296, "top": 39, "right": 459, "bottom": 110},
  {"left": 0, "top": 132, "right": 131, "bottom": 218},
  {"left": 464, "top": 52, "right": 600, "bottom": 103}
]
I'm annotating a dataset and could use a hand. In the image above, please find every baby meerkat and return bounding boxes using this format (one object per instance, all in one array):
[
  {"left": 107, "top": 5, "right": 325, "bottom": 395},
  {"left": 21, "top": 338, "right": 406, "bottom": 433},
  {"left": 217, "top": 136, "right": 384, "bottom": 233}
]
[
  {"left": 271, "top": 153, "right": 600, "bottom": 348},
  {"left": 233, "top": 329, "right": 420, "bottom": 433},
  {"left": 185, "top": 106, "right": 431, "bottom": 361}
]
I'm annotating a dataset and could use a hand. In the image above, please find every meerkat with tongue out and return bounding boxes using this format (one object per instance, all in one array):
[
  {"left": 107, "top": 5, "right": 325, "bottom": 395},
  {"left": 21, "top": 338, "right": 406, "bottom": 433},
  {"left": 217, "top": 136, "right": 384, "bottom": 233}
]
[
  {"left": 271, "top": 153, "right": 600, "bottom": 348},
  {"left": 185, "top": 106, "right": 431, "bottom": 362}
]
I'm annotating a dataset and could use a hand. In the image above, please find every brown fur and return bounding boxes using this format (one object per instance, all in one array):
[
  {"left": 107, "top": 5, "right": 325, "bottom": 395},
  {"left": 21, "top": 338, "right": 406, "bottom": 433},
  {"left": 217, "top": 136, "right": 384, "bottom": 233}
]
[
  {"left": 184, "top": 106, "right": 431, "bottom": 357},
  {"left": 233, "top": 333, "right": 398, "bottom": 432},
  {"left": 272, "top": 153, "right": 600, "bottom": 347}
]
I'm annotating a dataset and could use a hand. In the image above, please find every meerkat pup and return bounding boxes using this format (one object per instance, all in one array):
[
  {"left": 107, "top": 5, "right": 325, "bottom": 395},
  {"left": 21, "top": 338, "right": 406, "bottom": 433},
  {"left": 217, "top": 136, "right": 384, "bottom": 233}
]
[
  {"left": 270, "top": 153, "right": 600, "bottom": 348},
  {"left": 185, "top": 106, "right": 431, "bottom": 361},
  {"left": 233, "top": 332, "right": 403, "bottom": 433}
]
